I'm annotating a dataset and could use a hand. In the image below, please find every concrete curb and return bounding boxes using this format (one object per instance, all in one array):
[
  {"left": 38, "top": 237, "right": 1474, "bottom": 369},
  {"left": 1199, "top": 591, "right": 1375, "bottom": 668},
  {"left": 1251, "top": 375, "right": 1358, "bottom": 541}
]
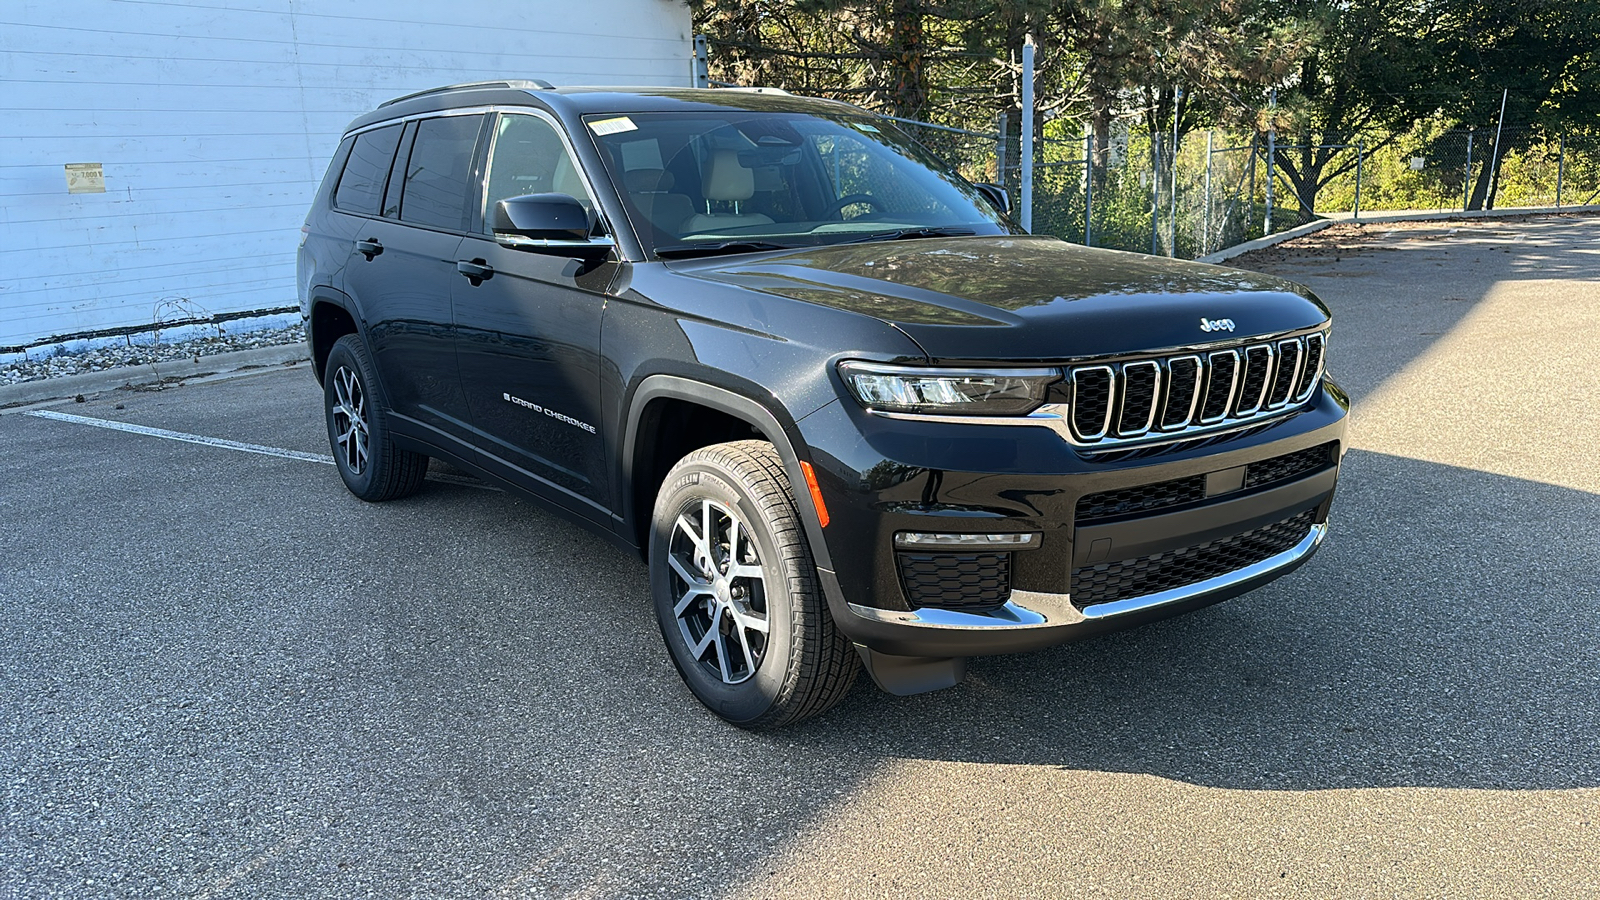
[
  {"left": 0, "top": 343, "right": 310, "bottom": 411},
  {"left": 1196, "top": 220, "right": 1333, "bottom": 265},
  {"left": 1196, "top": 204, "right": 1600, "bottom": 266}
]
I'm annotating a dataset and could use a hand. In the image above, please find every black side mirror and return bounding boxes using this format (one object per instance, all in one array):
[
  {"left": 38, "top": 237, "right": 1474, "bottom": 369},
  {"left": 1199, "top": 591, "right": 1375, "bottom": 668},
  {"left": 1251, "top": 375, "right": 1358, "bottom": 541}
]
[
  {"left": 973, "top": 183, "right": 1012, "bottom": 215},
  {"left": 492, "top": 194, "right": 613, "bottom": 261}
]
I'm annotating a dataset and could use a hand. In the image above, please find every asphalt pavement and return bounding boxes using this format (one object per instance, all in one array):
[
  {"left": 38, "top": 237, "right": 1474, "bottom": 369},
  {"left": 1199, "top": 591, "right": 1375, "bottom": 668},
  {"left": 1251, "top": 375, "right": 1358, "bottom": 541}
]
[{"left": 2, "top": 214, "right": 1597, "bottom": 898}]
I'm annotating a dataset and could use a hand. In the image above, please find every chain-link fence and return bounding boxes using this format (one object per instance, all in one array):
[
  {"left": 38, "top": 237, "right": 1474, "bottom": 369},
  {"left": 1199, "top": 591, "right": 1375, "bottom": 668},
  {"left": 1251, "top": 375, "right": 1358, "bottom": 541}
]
[{"left": 891, "top": 115, "right": 1600, "bottom": 261}]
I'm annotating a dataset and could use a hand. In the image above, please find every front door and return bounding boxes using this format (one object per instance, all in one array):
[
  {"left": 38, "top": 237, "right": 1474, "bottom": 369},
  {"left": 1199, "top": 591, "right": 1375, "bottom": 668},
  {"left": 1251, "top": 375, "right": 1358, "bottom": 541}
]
[{"left": 452, "top": 111, "right": 614, "bottom": 519}]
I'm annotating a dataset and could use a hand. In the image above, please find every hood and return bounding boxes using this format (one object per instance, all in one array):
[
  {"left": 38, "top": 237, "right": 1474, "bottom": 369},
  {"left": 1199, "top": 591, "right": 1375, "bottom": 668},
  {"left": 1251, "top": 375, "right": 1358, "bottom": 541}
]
[{"left": 668, "top": 235, "right": 1329, "bottom": 363}]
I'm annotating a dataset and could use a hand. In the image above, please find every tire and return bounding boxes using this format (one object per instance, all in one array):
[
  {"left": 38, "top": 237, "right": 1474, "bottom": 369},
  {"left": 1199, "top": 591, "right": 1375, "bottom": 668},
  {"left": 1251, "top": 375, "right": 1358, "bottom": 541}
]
[
  {"left": 650, "top": 440, "right": 859, "bottom": 729},
  {"left": 323, "top": 334, "right": 428, "bottom": 501}
]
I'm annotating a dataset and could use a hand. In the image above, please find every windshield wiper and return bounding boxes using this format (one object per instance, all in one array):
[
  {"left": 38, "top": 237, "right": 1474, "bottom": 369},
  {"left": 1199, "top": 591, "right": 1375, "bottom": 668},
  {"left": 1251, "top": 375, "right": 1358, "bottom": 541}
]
[
  {"left": 654, "top": 240, "right": 797, "bottom": 259},
  {"left": 842, "top": 226, "right": 977, "bottom": 244}
]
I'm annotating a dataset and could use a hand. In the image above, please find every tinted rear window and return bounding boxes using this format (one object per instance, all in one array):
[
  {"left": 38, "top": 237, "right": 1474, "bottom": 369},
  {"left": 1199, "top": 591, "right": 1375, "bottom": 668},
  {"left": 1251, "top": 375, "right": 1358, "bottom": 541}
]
[
  {"left": 333, "top": 124, "right": 401, "bottom": 215},
  {"left": 399, "top": 115, "right": 484, "bottom": 231}
]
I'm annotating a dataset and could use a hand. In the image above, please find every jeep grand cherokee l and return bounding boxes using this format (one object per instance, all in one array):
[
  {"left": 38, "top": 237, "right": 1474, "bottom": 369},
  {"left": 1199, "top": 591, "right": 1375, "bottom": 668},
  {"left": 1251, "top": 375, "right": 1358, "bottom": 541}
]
[{"left": 297, "top": 81, "right": 1347, "bottom": 728}]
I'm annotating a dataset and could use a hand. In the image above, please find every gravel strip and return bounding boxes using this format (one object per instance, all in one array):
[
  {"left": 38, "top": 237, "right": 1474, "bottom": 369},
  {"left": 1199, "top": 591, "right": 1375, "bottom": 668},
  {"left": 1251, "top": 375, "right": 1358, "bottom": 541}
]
[{"left": 1, "top": 325, "right": 304, "bottom": 386}]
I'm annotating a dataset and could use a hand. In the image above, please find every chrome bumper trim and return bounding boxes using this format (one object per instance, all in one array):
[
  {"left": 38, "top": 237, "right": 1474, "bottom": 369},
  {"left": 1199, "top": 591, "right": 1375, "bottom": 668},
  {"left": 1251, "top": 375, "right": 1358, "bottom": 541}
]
[{"left": 846, "top": 521, "right": 1327, "bottom": 631}]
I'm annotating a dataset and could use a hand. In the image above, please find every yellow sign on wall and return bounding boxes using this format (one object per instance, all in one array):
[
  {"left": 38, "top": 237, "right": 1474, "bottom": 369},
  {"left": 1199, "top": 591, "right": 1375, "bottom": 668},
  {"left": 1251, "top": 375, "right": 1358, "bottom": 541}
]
[{"left": 65, "top": 163, "right": 106, "bottom": 194}]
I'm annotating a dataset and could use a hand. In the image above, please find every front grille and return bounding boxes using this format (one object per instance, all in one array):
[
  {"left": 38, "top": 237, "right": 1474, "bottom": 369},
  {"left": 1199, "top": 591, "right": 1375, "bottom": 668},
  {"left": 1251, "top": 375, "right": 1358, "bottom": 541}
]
[
  {"left": 1076, "top": 475, "right": 1206, "bottom": 522},
  {"left": 1244, "top": 442, "right": 1336, "bottom": 489},
  {"left": 1064, "top": 332, "right": 1326, "bottom": 449},
  {"left": 897, "top": 551, "right": 1012, "bottom": 612},
  {"left": 1071, "top": 508, "right": 1318, "bottom": 607},
  {"left": 1075, "top": 443, "right": 1339, "bottom": 525}
]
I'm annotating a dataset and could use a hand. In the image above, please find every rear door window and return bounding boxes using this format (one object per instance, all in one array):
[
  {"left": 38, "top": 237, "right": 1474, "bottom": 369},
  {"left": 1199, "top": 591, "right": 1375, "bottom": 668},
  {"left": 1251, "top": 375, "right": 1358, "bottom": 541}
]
[
  {"left": 398, "top": 114, "right": 485, "bottom": 231},
  {"left": 333, "top": 124, "right": 402, "bottom": 215}
]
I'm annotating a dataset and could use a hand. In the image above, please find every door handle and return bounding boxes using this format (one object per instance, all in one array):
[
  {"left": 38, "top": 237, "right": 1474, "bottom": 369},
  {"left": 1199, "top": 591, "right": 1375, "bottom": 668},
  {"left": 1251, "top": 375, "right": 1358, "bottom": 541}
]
[
  {"left": 456, "top": 259, "right": 494, "bottom": 284},
  {"left": 355, "top": 239, "right": 383, "bottom": 260}
]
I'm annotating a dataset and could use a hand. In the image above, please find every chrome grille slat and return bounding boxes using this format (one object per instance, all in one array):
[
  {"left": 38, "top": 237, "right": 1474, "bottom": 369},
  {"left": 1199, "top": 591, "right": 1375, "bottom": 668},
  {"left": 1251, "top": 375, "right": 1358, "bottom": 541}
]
[
  {"left": 1160, "top": 355, "right": 1202, "bottom": 430},
  {"left": 1117, "top": 360, "right": 1162, "bottom": 436},
  {"left": 1063, "top": 331, "right": 1327, "bottom": 449}
]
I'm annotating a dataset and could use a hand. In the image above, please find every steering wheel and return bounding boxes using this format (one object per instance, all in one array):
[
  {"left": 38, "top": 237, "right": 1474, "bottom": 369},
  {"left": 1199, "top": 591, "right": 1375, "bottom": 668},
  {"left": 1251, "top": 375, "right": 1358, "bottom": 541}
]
[{"left": 824, "top": 193, "right": 883, "bottom": 219}]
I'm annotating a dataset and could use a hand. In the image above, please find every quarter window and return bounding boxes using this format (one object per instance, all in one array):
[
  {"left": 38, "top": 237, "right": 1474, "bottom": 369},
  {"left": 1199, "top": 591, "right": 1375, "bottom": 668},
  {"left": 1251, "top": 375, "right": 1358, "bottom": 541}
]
[
  {"left": 333, "top": 124, "right": 401, "bottom": 215},
  {"left": 399, "top": 115, "right": 485, "bottom": 231}
]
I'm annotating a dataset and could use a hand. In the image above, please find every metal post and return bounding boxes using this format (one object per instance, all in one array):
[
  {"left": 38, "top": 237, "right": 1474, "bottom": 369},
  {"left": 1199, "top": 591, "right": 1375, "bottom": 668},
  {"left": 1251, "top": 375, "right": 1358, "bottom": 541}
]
[
  {"left": 1486, "top": 88, "right": 1509, "bottom": 211},
  {"left": 1464, "top": 130, "right": 1474, "bottom": 211},
  {"left": 1169, "top": 89, "right": 1181, "bottom": 257},
  {"left": 1084, "top": 129, "right": 1094, "bottom": 246},
  {"left": 1557, "top": 134, "right": 1565, "bottom": 207},
  {"left": 1264, "top": 89, "right": 1276, "bottom": 233},
  {"left": 1265, "top": 128, "right": 1276, "bottom": 235},
  {"left": 1202, "top": 130, "right": 1213, "bottom": 255},
  {"left": 1020, "top": 34, "right": 1035, "bottom": 233},
  {"left": 1354, "top": 140, "right": 1363, "bottom": 220},
  {"left": 692, "top": 34, "right": 709, "bottom": 89},
  {"left": 996, "top": 112, "right": 1009, "bottom": 189},
  {"left": 1151, "top": 132, "right": 1161, "bottom": 255},
  {"left": 1247, "top": 136, "right": 1257, "bottom": 235}
]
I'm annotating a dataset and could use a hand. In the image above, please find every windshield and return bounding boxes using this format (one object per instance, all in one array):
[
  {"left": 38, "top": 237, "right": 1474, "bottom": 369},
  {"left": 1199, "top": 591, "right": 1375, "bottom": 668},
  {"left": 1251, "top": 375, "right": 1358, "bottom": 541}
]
[{"left": 582, "top": 110, "right": 1015, "bottom": 257}]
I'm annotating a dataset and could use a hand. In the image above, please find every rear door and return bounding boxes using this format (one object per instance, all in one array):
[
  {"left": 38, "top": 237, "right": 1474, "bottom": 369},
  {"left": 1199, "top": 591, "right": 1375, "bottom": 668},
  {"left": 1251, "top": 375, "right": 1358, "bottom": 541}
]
[{"left": 341, "top": 113, "right": 486, "bottom": 438}]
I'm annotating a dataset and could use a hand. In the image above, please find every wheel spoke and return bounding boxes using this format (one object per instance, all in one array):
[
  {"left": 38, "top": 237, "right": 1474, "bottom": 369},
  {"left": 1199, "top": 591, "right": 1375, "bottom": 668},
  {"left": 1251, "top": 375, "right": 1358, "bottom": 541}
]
[
  {"left": 712, "top": 626, "right": 734, "bottom": 683},
  {"left": 728, "top": 563, "right": 764, "bottom": 582},
  {"left": 690, "top": 606, "right": 721, "bottom": 658},
  {"left": 667, "top": 553, "right": 709, "bottom": 590},
  {"left": 733, "top": 621, "right": 758, "bottom": 675}
]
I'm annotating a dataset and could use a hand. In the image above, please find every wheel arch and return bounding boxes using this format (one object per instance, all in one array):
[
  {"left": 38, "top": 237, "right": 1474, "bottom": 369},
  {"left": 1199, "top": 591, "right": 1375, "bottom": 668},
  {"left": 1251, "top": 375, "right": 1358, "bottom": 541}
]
[
  {"left": 306, "top": 287, "right": 363, "bottom": 383},
  {"left": 622, "top": 375, "right": 834, "bottom": 571}
]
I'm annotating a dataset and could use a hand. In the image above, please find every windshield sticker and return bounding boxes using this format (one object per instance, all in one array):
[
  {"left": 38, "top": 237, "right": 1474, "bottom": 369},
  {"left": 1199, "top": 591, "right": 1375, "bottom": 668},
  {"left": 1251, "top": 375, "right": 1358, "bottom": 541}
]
[
  {"left": 850, "top": 122, "right": 881, "bottom": 133},
  {"left": 588, "top": 116, "right": 639, "bottom": 136}
]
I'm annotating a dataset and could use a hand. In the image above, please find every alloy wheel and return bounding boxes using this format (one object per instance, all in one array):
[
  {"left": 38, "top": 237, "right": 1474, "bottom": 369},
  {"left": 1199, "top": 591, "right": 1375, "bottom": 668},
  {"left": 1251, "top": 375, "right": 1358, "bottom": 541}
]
[
  {"left": 666, "top": 498, "right": 770, "bottom": 684},
  {"left": 331, "top": 365, "right": 369, "bottom": 475}
]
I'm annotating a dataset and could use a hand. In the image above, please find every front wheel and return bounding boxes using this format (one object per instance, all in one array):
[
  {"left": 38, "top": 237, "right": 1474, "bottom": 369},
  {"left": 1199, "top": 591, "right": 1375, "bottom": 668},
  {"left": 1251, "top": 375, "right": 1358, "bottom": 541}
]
[{"left": 650, "top": 441, "right": 858, "bottom": 729}]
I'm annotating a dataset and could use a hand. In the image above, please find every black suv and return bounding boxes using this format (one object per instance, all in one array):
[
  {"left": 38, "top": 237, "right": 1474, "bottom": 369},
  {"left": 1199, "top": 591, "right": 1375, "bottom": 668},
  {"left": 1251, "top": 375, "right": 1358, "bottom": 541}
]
[{"left": 298, "top": 81, "right": 1347, "bottom": 728}]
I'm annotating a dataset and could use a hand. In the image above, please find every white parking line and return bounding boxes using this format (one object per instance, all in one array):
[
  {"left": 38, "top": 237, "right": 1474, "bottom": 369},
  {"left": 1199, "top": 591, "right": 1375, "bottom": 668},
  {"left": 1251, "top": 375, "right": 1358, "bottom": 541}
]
[
  {"left": 24, "top": 409, "right": 499, "bottom": 490},
  {"left": 28, "top": 409, "right": 334, "bottom": 464}
]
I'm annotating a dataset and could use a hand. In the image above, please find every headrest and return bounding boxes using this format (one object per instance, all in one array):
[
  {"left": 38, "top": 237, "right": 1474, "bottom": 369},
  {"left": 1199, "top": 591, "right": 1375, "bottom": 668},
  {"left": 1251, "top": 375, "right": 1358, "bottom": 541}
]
[
  {"left": 623, "top": 168, "right": 674, "bottom": 192},
  {"left": 701, "top": 149, "right": 754, "bottom": 202}
]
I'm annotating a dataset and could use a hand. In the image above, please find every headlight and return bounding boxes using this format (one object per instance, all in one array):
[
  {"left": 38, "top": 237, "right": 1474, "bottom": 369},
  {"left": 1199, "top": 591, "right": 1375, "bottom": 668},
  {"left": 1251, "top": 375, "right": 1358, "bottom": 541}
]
[{"left": 837, "top": 361, "right": 1060, "bottom": 416}]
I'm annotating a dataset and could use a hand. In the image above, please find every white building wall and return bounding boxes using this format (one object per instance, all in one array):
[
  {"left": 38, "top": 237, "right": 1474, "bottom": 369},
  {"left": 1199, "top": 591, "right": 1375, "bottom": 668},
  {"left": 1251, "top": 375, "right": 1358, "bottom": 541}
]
[{"left": 0, "top": 0, "right": 693, "bottom": 350}]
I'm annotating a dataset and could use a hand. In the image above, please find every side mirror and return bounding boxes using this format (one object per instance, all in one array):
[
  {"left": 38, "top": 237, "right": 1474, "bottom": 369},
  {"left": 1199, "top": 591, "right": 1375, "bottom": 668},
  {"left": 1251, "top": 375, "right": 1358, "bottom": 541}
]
[
  {"left": 973, "top": 183, "right": 1011, "bottom": 215},
  {"left": 492, "top": 193, "right": 614, "bottom": 261}
]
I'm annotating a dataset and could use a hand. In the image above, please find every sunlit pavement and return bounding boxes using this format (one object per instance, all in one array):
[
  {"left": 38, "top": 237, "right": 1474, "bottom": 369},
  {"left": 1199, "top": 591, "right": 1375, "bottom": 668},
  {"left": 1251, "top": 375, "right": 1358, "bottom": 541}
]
[{"left": 2, "top": 214, "right": 1596, "bottom": 898}]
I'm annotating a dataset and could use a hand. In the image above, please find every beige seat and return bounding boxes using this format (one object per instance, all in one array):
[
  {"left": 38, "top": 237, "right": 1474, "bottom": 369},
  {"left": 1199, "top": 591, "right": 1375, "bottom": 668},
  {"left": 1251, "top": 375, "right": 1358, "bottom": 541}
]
[
  {"left": 681, "top": 149, "right": 774, "bottom": 234},
  {"left": 623, "top": 168, "right": 695, "bottom": 235}
]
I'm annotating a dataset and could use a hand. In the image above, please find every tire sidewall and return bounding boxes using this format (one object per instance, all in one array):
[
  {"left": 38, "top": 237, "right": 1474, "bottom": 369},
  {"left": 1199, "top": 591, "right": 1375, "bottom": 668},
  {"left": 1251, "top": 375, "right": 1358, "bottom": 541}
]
[
  {"left": 323, "top": 337, "right": 377, "bottom": 497},
  {"left": 650, "top": 463, "right": 796, "bottom": 725}
]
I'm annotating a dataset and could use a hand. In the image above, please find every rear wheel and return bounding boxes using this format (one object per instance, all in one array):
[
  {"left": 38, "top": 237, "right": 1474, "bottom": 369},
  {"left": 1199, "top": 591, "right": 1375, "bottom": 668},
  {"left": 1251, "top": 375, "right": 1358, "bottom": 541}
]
[
  {"left": 323, "top": 334, "right": 427, "bottom": 501},
  {"left": 650, "top": 440, "right": 858, "bottom": 728}
]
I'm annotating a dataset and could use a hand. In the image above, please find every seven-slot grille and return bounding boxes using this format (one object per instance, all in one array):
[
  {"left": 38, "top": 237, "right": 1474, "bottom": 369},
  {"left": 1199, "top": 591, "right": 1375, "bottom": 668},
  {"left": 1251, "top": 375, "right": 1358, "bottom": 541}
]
[{"left": 1068, "top": 332, "right": 1325, "bottom": 447}]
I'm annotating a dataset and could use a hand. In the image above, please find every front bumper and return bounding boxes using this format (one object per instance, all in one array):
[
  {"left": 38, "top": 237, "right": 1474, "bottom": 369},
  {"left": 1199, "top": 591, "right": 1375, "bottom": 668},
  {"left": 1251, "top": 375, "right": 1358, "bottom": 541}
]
[{"left": 799, "top": 379, "right": 1349, "bottom": 659}]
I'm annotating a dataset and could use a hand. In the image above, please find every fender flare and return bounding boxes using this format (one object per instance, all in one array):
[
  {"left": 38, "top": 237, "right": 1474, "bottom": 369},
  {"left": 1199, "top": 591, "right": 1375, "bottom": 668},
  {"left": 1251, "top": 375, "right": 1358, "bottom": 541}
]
[
  {"left": 305, "top": 286, "right": 365, "bottom": 382},
  {"left": 621, "top": 374, "right": 834, "bottom": 571}
]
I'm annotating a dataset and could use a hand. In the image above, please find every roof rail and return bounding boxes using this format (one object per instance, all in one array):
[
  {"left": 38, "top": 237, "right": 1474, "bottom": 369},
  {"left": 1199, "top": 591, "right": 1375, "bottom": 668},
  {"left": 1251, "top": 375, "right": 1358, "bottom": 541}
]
[
  {"left": 717, "top": 86, "right": 792, "bottom": 96},
  {"left": 379, "top": 80, "right": 555, "bottom": 107}
]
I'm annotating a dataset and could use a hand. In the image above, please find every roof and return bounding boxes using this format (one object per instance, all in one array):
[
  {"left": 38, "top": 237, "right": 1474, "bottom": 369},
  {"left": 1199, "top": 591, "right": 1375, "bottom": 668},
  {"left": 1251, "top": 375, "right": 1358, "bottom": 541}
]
[{"left": 343, "top": 84, "right": 864, "bottom": 134}]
